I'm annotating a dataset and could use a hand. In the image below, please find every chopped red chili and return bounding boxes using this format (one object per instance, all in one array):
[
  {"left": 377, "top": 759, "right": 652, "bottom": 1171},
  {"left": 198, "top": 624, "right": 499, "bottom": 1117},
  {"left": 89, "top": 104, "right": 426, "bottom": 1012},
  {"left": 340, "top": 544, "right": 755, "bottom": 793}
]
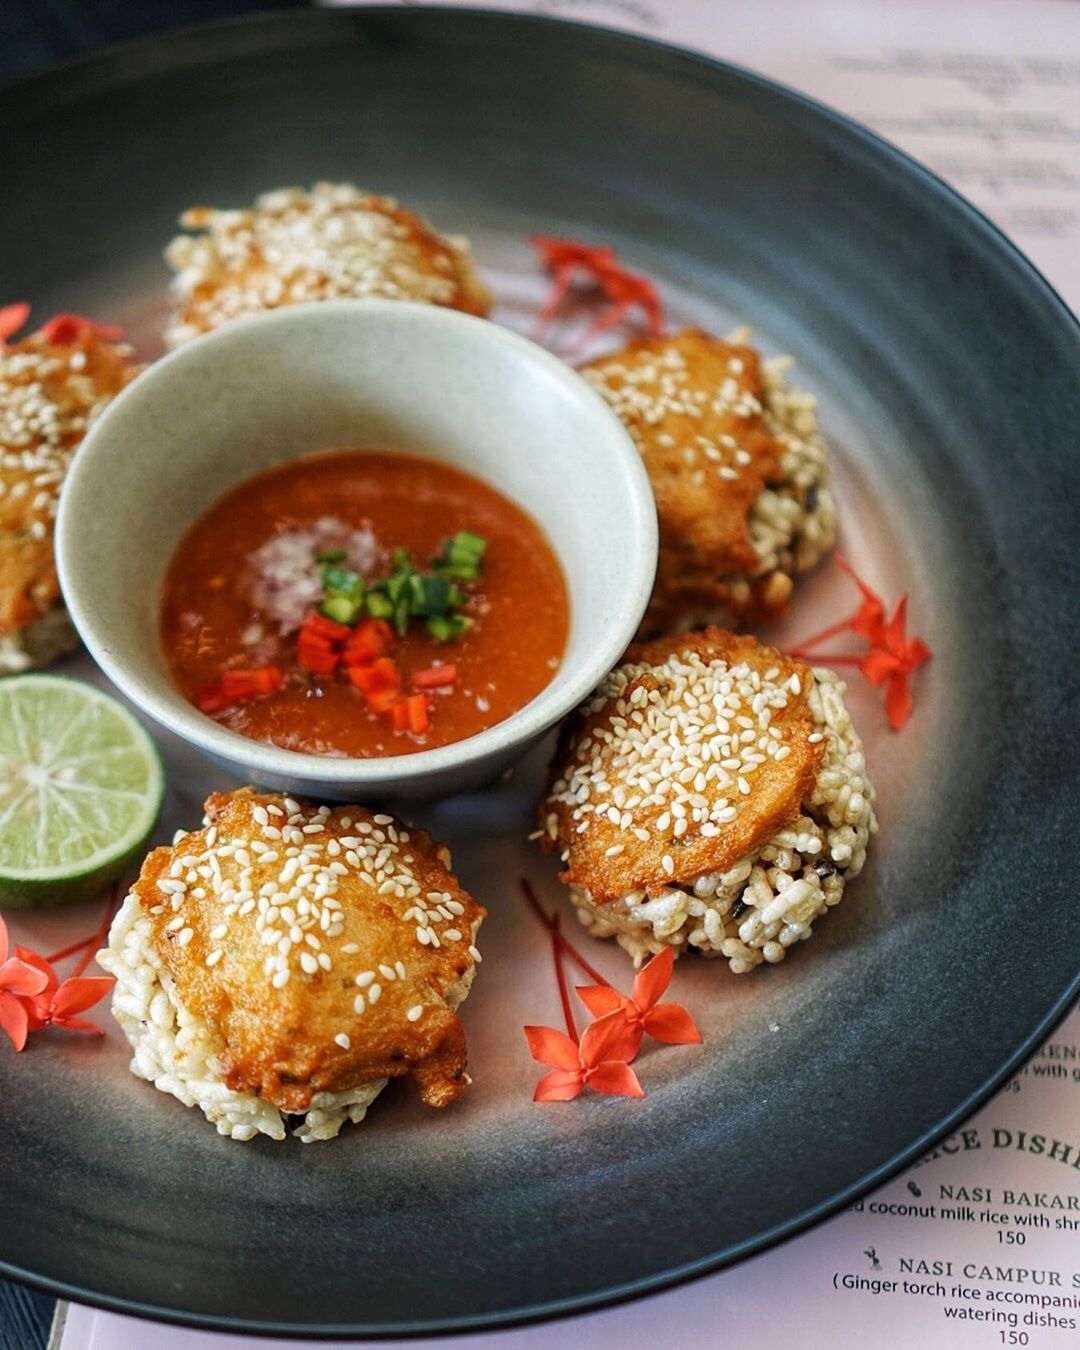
[
  {"left": 342, "top": 617, "right": 395, "bottom": 669},
  {"left": 411, "top": 663, "right": 458, "bottom": 690},
  {"left": 297, "top": 611, "right": 352, "bottom": 675},
  {"left": 197, "top": 665, "right": 282, "bottom": 714},
  {"left": 391, "top": 693, "right": 430, "bottom": 734},
  {"left": 347, "top": 657, "right": 400, "bottom": 696},
  {"left": 366, "top": 687, "right": 401, "bottom": 716}
]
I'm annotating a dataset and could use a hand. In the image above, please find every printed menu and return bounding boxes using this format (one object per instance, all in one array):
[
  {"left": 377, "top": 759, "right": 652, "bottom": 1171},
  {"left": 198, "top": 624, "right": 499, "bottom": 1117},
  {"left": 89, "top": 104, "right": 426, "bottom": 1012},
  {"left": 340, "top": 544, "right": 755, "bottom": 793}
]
[
  {"left": 57, "top": 1, "right": 1080, "bottom": 1346},
  {"left": 407, "top": 0, "right": 1080, "bottom": 313},
  {"left": 56, "top": 1009, "right": 1080, "bottom": 1349}
]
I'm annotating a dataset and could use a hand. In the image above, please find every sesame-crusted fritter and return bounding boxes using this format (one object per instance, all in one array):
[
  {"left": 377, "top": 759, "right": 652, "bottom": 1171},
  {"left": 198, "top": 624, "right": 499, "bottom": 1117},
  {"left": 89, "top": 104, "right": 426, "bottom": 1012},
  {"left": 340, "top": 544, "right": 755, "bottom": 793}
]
[
  {"left": 0, "top": 328, "right": 138, "bottom": 649},
  {"left": 132, "top": 788, "right": 485, "bottom": 1113},
  {"left": 581, "top": 328, "right": 836, "bottom": 636},
  {"left": 542, "top": 630, "right": 825, "bottom": 903},
  {"left": 164, "top": 183, "right": 492, "bottom": 347},
  {"left": 540, "top": 629, "right": 876, "bottom": 973}
]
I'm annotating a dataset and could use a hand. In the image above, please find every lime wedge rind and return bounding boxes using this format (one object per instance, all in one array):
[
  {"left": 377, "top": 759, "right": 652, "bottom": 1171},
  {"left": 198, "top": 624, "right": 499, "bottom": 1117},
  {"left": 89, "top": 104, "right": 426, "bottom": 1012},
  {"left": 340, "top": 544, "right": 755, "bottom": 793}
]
[{"left": 0, "top": 675, "right": 165, "bottom": 908}]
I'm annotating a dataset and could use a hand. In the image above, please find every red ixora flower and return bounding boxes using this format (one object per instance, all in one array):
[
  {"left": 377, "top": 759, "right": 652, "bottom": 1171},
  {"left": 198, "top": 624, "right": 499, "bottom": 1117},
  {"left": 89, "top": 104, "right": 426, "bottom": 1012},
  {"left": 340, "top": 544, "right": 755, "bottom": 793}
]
[
  {"left": 525, "top": 1011, "right": 644, "bottom": 1102},
  {"left": 787, "top": 553, "right": 932, "bottom": 730},
  {"left": 859, "top": 595, "right": 932, "bottom": 731},
  {"left": 0, "top": 917, "right": 50, "bottom": 1052},
  {"left": 577, "top": 947, "right": 701, "bottom": 1052},
  {"left": 833, "top": 553, "right": 887, "bottom": 645},
  {"left": 0, "top": 301, "right": 30, "bottom": 347},
  {"left": 40, "top": 313, "right": 123, "bottom": 345},
  {"left": 530, "top": 236, "right": 665, "bottom": 352},
  {"left": 0, "top": 901, "right": 116, "bottom": 1051}
]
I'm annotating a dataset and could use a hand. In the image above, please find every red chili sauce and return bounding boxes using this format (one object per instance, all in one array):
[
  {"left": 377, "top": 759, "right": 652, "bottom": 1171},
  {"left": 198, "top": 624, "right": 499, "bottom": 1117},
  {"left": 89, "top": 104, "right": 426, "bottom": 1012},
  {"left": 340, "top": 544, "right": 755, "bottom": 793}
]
[{"left": 161, "top": 449, "right": 570, "bottom": 757}]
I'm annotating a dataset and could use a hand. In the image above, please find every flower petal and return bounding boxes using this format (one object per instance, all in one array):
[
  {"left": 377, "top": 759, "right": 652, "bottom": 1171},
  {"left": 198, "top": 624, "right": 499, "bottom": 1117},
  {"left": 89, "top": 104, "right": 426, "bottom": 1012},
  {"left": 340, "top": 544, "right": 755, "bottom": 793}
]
[
  {"left": 632, "top": 946, "right": 673, "bottom": 1011},
  {"left": 885, "top": 674, "right": 914, "bottom": 731},
  {"left": 0, "top": 957, "right": 49, "bottom": 998},
  {"left": 860, "top": 648, "right": 900, "bottom": 685},
  {"left": 40, "top": 313, "right": 123, "bottom": 345},
  {"left": 524, "top": 1025, "right": 580, "bottom": 1071},
  {"left": 0, "top": 915, "right": 7, "bottom": 965},
  {"left": 50, "top": 977, "right": 114, "bottom": 1018},
  {"left": 0, "top": 993, "right": 29, "bottom": 1052},
  {"left": 643, "top": 1002, "right": 702, "bottom": 1045},
  {"left": 533, "top": 1069, "right": 583, "bottom": 1102},
  {"left": 576, "top": 985, "right": 624, "bottom": 1019},
  {"left": 14, "top": 946, "right": 57, "bottom": 996},
  {"left": 834, "top": 554, "right": 887, "bottom": 645},
  {"left": 586, "top": 1061, "right": 645, "bottom": 1099},
  {"left": 579, "top": 1009, "right": 641, "bottom": 1068},
  {"left": 906, "top": 636, "right": 932, "bottom": 672},
  {"left": 0, "top": 302, "right": 30, "bottom": 344},
  {"left": 885, "top": 594, "right": 909, "bottom": 652},
  {"left": 51, "top": 1015, "right": 106, "bottom": 1036}
]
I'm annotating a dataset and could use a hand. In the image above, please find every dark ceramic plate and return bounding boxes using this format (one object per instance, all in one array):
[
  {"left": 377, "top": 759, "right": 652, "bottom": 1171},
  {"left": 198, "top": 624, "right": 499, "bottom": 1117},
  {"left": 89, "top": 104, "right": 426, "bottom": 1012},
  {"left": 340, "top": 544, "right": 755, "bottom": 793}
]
[{"left": 1, "top": 7, "right": 1078, "bottom": 1339}]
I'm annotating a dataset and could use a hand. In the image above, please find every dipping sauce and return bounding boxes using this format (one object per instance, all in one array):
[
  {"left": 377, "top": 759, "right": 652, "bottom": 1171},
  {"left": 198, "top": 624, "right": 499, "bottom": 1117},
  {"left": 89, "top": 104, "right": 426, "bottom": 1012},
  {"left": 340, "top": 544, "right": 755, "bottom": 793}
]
[{"left": 161, "top": 449, "right": 569, "bottom": 757}]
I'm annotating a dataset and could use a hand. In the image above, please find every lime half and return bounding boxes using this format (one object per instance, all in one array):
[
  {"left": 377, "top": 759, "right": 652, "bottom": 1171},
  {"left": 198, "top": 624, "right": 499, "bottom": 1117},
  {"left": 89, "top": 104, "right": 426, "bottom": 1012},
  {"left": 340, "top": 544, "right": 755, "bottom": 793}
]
[{"left": 0, "top": 675, "right": 164, "bottom": 908}]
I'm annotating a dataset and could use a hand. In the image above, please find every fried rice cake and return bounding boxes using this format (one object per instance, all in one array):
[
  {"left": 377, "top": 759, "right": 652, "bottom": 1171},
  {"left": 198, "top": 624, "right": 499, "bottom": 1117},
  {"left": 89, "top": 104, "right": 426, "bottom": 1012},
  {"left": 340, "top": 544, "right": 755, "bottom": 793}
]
[
  {"left": 581, "top": 328, "right": 837, "bottom": 636},
  {"left": 164, "top": 182, "right": 492, "bottom": 347},
  {"left": 540, "top": 629, "right": 876, "bottom": 973},
  {"left": 101, "top": 788, "right": 485, "bottom": 1141},
  {"left": 0, "top": 322, "right": 139, "bottom": 671}
]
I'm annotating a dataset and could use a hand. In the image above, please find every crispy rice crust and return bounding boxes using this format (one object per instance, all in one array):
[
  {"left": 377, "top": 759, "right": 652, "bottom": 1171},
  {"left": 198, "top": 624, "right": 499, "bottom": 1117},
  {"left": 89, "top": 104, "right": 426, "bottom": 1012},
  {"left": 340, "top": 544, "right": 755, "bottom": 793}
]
[
  {"left": 0, "top": 330, "right": 138, "bottom": 636},
  {"left": 164, "top": 183, "right": 491, "bottom": 345},
  {"left": 133, "top": 789, "right": 485, "bottom": 1113},
  {"left": 581, "top": 329, "right": 784, "bottom": 633}
]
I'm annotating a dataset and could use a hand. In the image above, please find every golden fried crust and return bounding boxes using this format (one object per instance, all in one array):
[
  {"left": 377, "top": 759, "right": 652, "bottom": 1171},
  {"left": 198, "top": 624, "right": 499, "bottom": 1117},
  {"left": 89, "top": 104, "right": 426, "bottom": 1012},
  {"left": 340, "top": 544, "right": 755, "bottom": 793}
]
[
  {"left": 541, "top": 629, "right": 825, "bottom": 902},
  {"left": 166, "top": 185, "right": 491, "bottom": 342},
  {"left": 135, "top": 789, "right": 485, "bottom": 1113},
  {"left": 0, "top": 332, "right": 138, "bottom": 634},
  {"left": 581, "top": 329, "right": 783, "bottom": 631}
]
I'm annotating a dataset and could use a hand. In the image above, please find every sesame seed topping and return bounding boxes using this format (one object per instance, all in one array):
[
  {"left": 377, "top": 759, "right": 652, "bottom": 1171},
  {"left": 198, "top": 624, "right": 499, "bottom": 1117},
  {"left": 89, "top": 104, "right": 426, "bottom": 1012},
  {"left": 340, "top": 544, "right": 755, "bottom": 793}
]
[
  {"left": 146, "top": 796, "right": 481, "bottom": 1043},
  {"left": 545, "top": 638, "right": 817, "bottom": 880},
  {"left": 406, "top": 1005, "right": 423, "bottom": 1022}
]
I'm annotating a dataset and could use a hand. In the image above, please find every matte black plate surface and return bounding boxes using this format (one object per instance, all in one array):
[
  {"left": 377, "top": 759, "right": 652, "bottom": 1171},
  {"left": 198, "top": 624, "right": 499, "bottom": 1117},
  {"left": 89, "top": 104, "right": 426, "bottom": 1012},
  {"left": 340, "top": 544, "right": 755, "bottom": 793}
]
[{"left": 0, "top": 8, "right": 1078, "bottom": 1338}]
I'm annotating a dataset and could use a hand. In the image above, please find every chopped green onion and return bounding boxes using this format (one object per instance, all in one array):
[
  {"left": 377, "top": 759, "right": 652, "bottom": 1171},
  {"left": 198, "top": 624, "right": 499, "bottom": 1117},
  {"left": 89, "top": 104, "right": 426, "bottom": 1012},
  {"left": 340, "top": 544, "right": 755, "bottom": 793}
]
[
  {"left": 407, "top": 574, "right": 454, "bottom": 617},
  {"left": 452, "top": 531, "right": 487, "bottom": 561},
  {"left": 385, "top": 571, "right": 412, "bottom": 606},
  {"left": 322, "top": 565, "right": 363, "bottom": 599},
  {"left": 439, "top": 560, "right": 479, "bottom": 581},
  {"left": 365, "top": 592, "right": 394, "bottom": 620},
  {"left": 392, "top": 595, "right": 411, "bottom": 637},
  {"left": 315, "top": 548, "right": 347, "bottom": 564},
  {"left": 433, "top": 531, "right": 487, "bottom": 575},
  {"left": 426, "top": 614, "right": 474, "bottom": 642},
  {"left": 322, "top": 594, "right": 362, "bottom": 625}
]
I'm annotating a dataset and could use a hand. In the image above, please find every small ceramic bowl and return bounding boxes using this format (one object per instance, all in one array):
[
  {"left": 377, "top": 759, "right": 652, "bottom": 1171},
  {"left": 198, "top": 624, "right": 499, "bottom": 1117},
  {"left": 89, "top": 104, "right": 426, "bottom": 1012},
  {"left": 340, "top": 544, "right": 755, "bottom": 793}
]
[{"left": 57, "top": 299, "right": 657, "bottom": 800}]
